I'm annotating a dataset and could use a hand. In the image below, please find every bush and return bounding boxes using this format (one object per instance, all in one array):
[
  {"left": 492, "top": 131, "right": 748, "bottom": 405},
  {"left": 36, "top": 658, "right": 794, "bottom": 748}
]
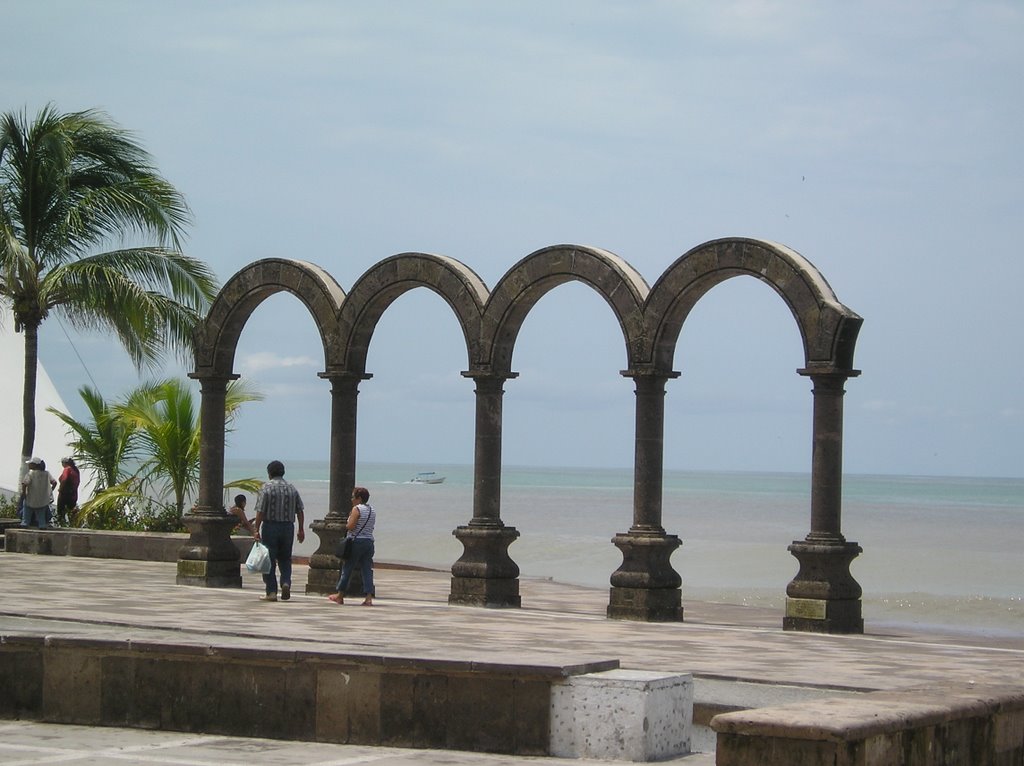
[
  {"left": 0, "top": 493, "right": 19, "bottom": 518},
  {"left": 137, "top": 501, "right": 187, "bottom": 533},
  {"left": 1, "top": 489, "right": 184, "bottom": 533},
  {"left": 72, "top": 490, "right": 186, "bottom": 533}
]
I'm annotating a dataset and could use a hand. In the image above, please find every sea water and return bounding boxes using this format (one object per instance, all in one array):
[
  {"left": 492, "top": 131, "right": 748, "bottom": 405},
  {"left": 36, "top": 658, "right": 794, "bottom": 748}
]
[{"left": 224, "top": 459, "right": 1024, "bottom": 637}]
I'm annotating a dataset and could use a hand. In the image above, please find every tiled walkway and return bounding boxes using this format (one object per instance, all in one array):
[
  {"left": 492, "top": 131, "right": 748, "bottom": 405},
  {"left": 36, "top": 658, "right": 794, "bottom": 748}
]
[
  {"left": 0, "top": 720, "right": 718, "bottom": 766},
  {"left": 1, "top": 553, "right": 1021, "bottom": 764}
]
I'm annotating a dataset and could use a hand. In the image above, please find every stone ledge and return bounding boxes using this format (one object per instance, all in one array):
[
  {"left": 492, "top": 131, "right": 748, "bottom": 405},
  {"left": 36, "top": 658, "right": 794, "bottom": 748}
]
[
  {"left": 0, "top": 631, "right": 622, "bottom": 757},
  {"left": 711, "top": 683, "right": 1024, "bottom": 765},
  {"left": 5, "top": 527, "right": 251, "bottom": 562}
]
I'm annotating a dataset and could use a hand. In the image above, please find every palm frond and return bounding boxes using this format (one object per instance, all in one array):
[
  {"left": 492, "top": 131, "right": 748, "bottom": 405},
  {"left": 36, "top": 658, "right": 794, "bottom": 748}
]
[
  {"left": 46, "top": 384, "right": 139, "bottom": 492},
  {"left": 43, "top": 251, "right": 216, "bottom": 368},
  {"left": 2, "top": 104, "right": 211, "bottom": 459}
]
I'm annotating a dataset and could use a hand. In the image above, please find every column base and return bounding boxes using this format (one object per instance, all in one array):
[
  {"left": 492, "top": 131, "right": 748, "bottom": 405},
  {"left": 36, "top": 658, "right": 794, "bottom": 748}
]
[
  {"left": 607, "top": 531, "right": 683, "bottom": 622},
  {"left": 305, "top": 518, "right": 346, "bottom": 595},
  {"left": 785, "top": 539, "right": 864, "bottom": 634},
  {"left": 607, "top": 586, "right": 683, "bottom": 622},
  {"left": 784, "top": 597, "right": 863, "bottom": 634},
  {"left": 176, "top": 557, "right": 243, "bottom": 588},
  {"left": 176, "top": 512, "right": 241, "bottom": 588},
  {"left": 448, "top": 524, "right": 521, "bottom": 608},
  {"left": 448, "top": 575, "right": 521, "bottom": 608}
]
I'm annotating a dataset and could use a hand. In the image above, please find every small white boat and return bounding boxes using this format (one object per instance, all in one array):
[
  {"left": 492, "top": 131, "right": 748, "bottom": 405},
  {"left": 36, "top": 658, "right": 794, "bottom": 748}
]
[{"left": 410, "top": 471, "right": 445, "bottom": 484}]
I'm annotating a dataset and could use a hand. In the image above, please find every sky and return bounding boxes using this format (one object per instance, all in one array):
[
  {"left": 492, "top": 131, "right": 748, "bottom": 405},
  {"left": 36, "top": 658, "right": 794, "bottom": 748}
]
[{"left": 2, "top": 1, "right": 1022, "bottom": 479}]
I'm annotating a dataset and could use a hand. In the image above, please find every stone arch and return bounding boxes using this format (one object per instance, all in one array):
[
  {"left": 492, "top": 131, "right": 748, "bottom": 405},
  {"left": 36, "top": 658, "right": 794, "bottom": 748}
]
[
  {"left": 194, "top": 258, "right": 346, "bottom": 375},
  {"left": 481, "top": 245, "right": 649, "bottom": 375},
  {"left": 642, "top": 238, "right": 862, "bottom": 373},
  {"left": 184, "top": 240, "right": 865, "bottom": 633},
  {"left": 337, "top": 253, "right": 488, "bottom": 374}
]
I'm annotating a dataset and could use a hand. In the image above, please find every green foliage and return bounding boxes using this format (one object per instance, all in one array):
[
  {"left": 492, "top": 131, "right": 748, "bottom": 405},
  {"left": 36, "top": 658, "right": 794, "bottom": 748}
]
[
  {"left": 0, "top": 493, "right": 18, "bottom": 517},
  {"left": 116, "top": 378, "right": 262, "bottom": 517},
  {"left": 0, "top": 104, "right": 218, "bottom": 460},
  {"left": 54, "top": 377, "right": 262, "bottom": 529},
  {"left": 137, "top": 501, "right": 188, "bottom": 533},
  {"left": 70, "top": 484, "right": 186, "bottom": 532},
  {"left": 47, "top": 385, "right": 135, "bottom": 491},
  {"left": 71, "top": 485, "right": 143, "bottom": 531}
]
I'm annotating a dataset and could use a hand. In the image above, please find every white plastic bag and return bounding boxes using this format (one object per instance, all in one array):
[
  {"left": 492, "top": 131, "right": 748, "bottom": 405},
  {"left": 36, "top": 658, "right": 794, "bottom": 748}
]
[{"left": 245, "top": 541, "right": 271, "bottom": 574}]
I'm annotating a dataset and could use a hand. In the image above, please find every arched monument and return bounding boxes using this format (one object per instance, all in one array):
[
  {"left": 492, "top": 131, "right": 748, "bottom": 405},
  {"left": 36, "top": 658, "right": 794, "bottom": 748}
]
[{"left": 178, "top": 237, "right": 864, "bottom": 634}]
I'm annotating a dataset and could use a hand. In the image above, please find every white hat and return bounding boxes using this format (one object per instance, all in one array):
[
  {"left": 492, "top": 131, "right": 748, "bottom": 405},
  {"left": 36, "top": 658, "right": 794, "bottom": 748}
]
[{"left": 26, "top": 457, "right": 42, "bottom": 465}]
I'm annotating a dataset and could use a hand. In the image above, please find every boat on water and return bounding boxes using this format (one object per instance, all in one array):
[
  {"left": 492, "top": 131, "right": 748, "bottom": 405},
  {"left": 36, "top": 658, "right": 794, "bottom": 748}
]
[{"left": 410, "top": 471, "right": 445, "bottom": 484}]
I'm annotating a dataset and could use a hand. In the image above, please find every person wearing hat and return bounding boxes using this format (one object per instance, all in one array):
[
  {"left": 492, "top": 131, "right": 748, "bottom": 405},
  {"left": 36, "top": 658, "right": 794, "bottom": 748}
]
[
  {"left": 20, "top": 458, "right": 56, "bottom": 529},
  {"left": 56, "top": 457, "right": 81, "bottom": 526}
]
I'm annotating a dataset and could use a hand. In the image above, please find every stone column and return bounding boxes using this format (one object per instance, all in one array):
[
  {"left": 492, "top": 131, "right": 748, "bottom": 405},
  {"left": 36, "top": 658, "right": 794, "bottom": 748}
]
[
  {"left": 177, "top": 372, "right": 243, "bottom": 587},
  {"left": 306, "top": 371, "right": 370, "bottom": 594},
  {"left": 785, "top": 369, "right": 864, "bottom": 633},
  {"left": 450, "top": 372, "right": 521, "bottom": 607},
  {"left": 608, "top": 370, "right": 683, "bottom": 621}
]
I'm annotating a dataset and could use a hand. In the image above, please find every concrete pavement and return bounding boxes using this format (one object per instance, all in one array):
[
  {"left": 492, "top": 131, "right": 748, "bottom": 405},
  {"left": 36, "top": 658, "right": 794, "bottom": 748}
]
[{"left": 1, "top": 553, "right": 1022, "bottom": 764}]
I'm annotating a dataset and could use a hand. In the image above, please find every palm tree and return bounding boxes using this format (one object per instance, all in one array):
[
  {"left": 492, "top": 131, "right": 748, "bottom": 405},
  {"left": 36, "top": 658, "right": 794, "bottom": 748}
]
[
  {"left": 115, "top": 377, "right": 262, "bottom": 519},
  {"left": 47, "top": 384, "right": 136, "bottom": 492},
  {"left": 0, "top": 104, "right": 218, "bottom": 471},
  {"left": 50, "top": 378, "right": 262, "bottom": 527}
]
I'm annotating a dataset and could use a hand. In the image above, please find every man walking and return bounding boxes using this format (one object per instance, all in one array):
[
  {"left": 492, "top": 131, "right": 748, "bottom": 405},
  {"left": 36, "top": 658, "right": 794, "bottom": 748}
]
[{"left": 252, "top": 460, "right": 305, "bottom": 602}]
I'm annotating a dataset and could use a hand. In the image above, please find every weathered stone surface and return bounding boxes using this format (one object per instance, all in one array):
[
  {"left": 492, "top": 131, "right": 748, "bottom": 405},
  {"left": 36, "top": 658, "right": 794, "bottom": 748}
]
[
  {"left": 7, "top": 528, "right": 252, "bottom": 562},
  {"left": 2, "top": 631, "right": 620, "bottom": 757},
  {"left": 513, "top": 679, "right": 552, "bottom": 755},
  {"left": 447, "top": 676, "right": 517, "bottom": 753},
  {"left": 711, "top": 683, "right": 1024, "bottom": 765},
  {"left": 607, "top": 585, "right": 684, "bottom": 622},
  {"left": 550, "top": 669, "right": 693, "bottom": 761},
  {"left": 0, "top": 646, "right": 42, "bottom": 718}
]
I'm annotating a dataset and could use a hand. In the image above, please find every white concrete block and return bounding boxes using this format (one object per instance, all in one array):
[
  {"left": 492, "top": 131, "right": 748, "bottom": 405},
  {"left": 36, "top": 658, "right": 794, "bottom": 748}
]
[{"left": 550, "top": 668, "right": 693, "bottom": 761}]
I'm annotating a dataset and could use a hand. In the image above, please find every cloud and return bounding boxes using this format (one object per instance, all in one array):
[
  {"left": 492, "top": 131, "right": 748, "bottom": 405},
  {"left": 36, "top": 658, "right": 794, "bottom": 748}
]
[
  {"left": 238, "top": 352, "right": 318, "bottom": 375},
  {"left": 249, "top": 381, "right": 328, "bottom": 399}
]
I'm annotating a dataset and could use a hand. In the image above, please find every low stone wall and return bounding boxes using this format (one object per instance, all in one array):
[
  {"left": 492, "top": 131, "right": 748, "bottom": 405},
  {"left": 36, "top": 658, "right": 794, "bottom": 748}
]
[
  {"left": 0, "top": 517, "right": 20, "bottom": 548},
  {"left": 5, "top": 527, "right": 251, "bottom": 563},
  {"left": 711, "top": 683, "right": 1024, "bottom": 765},
  {"left": 0, "top": 632, "right": 621, "bottom": 756}
]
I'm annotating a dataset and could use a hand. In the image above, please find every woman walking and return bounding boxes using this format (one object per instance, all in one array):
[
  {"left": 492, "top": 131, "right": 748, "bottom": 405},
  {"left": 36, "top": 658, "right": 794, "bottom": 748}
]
[{"left": 328, "top": 486, "right": 375, "bottom": 606}]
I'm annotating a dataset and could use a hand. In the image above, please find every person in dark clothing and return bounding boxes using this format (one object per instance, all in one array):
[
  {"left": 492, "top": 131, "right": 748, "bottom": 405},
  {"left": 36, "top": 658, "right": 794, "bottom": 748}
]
[{"left": 56, "top": 457, "right": 81, "bottom": 526}]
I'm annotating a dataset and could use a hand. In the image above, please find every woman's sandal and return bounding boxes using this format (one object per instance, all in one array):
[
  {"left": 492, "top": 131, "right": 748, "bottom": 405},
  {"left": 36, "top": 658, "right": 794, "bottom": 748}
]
[
  {"left": 361, "top": 599, "right": 373, "bottom": 606},
  {"left": 327, "top": 593, "right": 344, "bottom": 604}
]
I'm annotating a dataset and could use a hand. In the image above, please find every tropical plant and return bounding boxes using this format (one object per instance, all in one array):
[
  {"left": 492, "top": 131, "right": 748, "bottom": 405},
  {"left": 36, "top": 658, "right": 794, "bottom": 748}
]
[
  {"left": 47, "top": 384, "right": 136, "bottom": 492},
  {"left": 0, "top": 493, "right": 17, "bottom": 517},
  {"left": 115, "top": 377, "right": 263, "bottom": 519},
  {"left": 0, "top": 104, "right": 218, "bottom": 473},
  {"left": 53, "top": 378, "right": 263, "bottom": 527}
]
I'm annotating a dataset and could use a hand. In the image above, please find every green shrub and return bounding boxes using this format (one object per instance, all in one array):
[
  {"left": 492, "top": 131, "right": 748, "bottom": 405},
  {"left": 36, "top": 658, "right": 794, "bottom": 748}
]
[
  {"left": 0, "top": 494, "right": 19, "bottom": 517},
  {"left": 137, "top": 501, "right": 187, "bottom": 533}
]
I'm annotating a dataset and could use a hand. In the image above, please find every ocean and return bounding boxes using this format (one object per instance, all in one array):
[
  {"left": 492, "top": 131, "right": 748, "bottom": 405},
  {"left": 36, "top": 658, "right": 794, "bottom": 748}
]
[{"left": 224, "top": 459, "right": 1023, "bottom": 638}]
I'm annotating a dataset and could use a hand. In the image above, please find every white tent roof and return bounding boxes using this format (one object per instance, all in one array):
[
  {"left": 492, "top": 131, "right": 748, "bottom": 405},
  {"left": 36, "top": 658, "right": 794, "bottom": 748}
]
[{"left": 1, "top": 309, "right": 90, "bottom": 495}]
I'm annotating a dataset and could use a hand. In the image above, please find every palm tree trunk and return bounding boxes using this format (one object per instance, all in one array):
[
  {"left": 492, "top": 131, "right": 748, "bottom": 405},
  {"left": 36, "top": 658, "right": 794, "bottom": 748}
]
[{"left": 21, "top": 323, "right": 39, "bottom": 462}]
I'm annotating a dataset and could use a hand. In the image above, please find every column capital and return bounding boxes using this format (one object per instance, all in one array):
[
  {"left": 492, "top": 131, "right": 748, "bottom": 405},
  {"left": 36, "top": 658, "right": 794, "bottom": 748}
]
[
  {"left": 797, "top": 365, "right": 861, "bottom": 379},
  {"left": 188, "top": 370, "right": 240, "bottom": 384},
  {"left": 317, "top": 369, "right": 373, "bottom": 383},
  {"left": 461, "top": 369, "right": 520, "bottom": 381},
  {"left": 619, "top": 367, "right": 681, "bottom": 381}
]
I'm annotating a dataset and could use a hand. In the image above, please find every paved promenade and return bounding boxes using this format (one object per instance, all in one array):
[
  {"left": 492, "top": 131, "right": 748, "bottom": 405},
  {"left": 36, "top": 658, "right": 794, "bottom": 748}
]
[{"left": 1, "top": 553, "right": 1022, "bottom": 764}]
